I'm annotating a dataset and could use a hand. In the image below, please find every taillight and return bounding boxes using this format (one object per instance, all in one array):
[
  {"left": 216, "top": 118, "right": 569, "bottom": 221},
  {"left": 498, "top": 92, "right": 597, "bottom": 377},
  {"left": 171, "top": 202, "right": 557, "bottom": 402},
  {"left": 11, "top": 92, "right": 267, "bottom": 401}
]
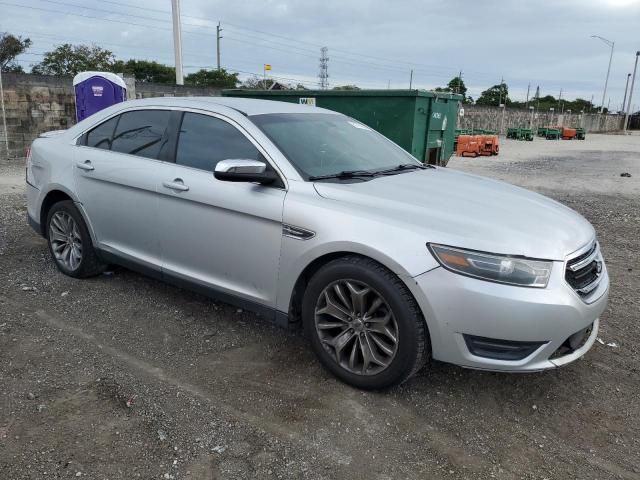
[{"left": 25, "top": 145, "right": 34, "bottom": 185}]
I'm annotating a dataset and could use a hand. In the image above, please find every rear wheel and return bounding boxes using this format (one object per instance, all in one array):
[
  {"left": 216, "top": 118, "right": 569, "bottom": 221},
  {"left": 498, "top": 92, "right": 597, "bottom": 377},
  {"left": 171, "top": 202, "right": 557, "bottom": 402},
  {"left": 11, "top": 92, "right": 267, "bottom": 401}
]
[
  {"left": 302, "top": 256, "right": 430, "bottom": 389},
  {"left": 46, "top": 200, "right": 105, "bottom": 278}
]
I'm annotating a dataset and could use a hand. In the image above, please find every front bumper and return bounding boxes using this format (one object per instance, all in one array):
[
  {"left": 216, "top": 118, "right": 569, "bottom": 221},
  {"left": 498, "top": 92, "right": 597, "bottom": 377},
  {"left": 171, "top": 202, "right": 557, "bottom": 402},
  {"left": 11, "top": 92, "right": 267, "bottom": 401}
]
[{"left": 407, "top": 260, "right": 609, "bottom": 372}]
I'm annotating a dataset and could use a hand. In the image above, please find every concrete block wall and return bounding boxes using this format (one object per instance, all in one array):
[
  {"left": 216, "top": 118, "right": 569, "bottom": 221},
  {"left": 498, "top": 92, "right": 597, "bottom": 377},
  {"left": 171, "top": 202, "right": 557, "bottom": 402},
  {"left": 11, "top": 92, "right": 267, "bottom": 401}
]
[
  {"left": 456, "top": 105, "right": 625, "bottom": 134},
  {"left": 0, "top": 73, "right": 627, "bottom": 160},
  {"left": 0, "top": 73, "right": 222, "bottom": 160}
]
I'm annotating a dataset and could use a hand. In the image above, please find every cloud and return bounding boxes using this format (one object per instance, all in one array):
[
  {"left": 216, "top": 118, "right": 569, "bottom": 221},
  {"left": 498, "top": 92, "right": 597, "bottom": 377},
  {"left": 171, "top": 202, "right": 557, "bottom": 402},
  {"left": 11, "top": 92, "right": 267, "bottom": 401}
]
[{"left": 5, "top": 0, "right": 640, "bottom": 104}]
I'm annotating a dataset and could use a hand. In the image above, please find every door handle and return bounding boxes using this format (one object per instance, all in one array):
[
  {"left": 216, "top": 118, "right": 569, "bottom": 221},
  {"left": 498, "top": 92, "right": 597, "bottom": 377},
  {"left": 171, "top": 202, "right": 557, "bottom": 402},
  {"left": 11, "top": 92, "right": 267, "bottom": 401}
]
[
  {"left": 162, "top": 179, "right": 189, "bottom": 192},
  {"left": 76, "top": 160, "right": 94, "bottom": 171}
]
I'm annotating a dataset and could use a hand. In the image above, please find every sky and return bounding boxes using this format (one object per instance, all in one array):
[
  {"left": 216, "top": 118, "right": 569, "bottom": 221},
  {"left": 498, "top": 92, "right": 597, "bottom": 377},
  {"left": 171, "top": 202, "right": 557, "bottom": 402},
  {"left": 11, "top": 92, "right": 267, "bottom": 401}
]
[{"left": 2, "top": 0, "right": 640, "bottom": 110}]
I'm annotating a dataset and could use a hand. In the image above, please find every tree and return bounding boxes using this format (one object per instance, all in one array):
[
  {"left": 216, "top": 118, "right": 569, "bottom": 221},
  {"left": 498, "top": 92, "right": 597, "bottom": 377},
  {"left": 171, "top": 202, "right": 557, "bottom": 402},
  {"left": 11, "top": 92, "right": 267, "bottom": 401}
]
[
  {"left": 111, "top": 59, "right": 175, "bottom": 83},
  {"left": 332, "top": 84, "right": 360, "bottom": 91},
  {"left": 32, "top": 44, "right": 115, "bottom": 76},
  {"left": 0, "top": 33, "right": 32, "bottom": 72},
  {"left": 241, "top": 76, "right": 282, "bottom": 90},
  {"left": 476, "top": 82, "right": 510, "bottom": 106},
  {"left": 435, "top": 76, "right": 466, "bottom": 96},
  {"left": 434, "top": 76, "right": 472, "bottom": 103},
  {"left": 185, "top": 68, "right": 239, "bottom": 88}
]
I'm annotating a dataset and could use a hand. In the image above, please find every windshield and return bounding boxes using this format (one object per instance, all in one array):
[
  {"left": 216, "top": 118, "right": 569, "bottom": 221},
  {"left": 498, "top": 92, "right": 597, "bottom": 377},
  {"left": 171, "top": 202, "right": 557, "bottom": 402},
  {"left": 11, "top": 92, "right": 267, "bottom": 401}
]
[{"left": 250, "top": 113, "right": 421, "bottom": 179}]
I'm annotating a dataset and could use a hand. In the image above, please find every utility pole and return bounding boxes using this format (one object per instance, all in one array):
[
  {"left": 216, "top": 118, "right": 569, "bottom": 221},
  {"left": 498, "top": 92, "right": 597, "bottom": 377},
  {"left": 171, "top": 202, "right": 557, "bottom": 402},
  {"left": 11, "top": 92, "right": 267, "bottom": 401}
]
[
  {"left": 621, "top": 73, "right": 631, "bottom": 112},
  {"left": 171, "top": 0, "right": 184, "bottom": 85},
  {"left": 456, "top": 70, "right": 463, "bottom": 94},
  {"left": 0, "top": 67, "right": 9, "bottom": 159},
  {"left": 216, "top": 22, "right": 222, "bottom": 71},
  {"left": 591, "top": 35, "right": 614, "bottom": 113},
  {"left": 319, "top": 47, "right": 329, "bottom": 90},
  {"left": 525, "top": 83, "right": 530, "bottom": 109},
  {"left": 409, "top": 69, "right": 413, "bottom": 89},
  {"left": 590, "top": 94, "right": 595, "bottom": 112},
  {"left": 624, "top": 51, "right": 639, "bottom": 132},
  {"left": 498, "top": 76, "right": 504, "bottom": 106},
  {"left": 559, "top": 88, "right": 564, "bottom": 114}
]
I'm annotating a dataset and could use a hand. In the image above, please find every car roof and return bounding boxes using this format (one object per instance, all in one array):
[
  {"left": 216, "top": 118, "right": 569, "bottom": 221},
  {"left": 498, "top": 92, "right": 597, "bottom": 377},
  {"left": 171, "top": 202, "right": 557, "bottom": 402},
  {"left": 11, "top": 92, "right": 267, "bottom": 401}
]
[{"left": 120, "top": 96, "right": 338, "bottom": 116}]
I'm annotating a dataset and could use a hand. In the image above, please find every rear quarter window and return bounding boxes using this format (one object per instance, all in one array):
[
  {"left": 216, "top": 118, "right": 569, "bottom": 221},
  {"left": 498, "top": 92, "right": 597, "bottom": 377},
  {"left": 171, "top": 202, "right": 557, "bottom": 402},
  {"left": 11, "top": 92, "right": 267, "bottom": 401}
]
[{"left": 85, "top": 115, "right": 119, "bottom": 150}]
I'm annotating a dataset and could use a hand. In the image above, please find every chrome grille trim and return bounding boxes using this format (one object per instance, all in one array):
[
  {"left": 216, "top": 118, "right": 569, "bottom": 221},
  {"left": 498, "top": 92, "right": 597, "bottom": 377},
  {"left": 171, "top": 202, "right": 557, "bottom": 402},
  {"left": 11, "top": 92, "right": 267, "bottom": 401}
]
[
  {"left": 565, "top": 240, "right": 603, "bottom": 299},
  {"left": 567, "top": 242, "right": 598, "bottom": 272}
]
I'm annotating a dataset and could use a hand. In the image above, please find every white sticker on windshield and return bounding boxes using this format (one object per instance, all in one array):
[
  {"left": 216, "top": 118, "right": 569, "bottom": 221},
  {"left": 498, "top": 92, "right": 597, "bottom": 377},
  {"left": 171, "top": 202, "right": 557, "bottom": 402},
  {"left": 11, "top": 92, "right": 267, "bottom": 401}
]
[{"left": 348, "top": 121, "right": 372, "bottom": 131}]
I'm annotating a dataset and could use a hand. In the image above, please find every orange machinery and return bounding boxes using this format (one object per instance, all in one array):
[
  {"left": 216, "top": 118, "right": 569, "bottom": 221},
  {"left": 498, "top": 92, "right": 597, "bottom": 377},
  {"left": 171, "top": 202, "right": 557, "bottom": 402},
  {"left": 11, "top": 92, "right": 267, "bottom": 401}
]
[
  {"left": 457, "top": 135, "right": 499, "bottom": 157},
  {"left": 478, "top": 135, "right": 500, "bottom": 156},
  {"left": 456, "top": 135, "right": 480, "bottom": 157},
  {"left": 561, "top": 127, "right": 577, "bottom": 140}
]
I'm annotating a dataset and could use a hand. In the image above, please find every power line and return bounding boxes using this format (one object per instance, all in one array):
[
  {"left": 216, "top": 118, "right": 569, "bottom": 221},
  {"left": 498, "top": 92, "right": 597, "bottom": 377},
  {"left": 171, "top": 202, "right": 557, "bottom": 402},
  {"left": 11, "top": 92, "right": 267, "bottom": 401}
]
[{"left": 4, "top": 1, "right": 612, "bottom": 96}]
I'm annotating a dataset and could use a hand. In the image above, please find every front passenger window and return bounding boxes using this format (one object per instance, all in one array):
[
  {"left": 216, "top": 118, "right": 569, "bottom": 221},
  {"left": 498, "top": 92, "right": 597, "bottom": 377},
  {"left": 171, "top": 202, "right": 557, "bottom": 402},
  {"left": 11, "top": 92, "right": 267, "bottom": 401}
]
[{"left": 176, "top": 113, "right": 260, "bottom": 172}]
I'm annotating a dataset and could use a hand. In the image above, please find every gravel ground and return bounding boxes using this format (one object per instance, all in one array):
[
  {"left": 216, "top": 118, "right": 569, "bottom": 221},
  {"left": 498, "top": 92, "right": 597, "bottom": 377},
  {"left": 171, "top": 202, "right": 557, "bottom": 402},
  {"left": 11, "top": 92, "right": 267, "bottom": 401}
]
[{"left": 1, "top": 133, "right": 639, "bottom": 479}]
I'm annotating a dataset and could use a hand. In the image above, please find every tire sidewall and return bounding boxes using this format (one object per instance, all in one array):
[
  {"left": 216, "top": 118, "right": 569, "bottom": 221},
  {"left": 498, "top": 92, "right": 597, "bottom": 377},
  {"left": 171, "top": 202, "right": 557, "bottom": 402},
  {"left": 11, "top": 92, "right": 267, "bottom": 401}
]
[
  {"left": 302, "top": 259, "right": 425, "bottom": 389},
  {"left": 46, "top": 200, "right": 93, "bottom": 277}
]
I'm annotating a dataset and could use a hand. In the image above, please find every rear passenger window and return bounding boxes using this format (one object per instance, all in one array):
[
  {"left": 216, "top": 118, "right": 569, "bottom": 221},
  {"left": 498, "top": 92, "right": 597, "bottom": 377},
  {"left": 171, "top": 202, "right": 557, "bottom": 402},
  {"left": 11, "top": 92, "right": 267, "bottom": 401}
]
[
  {"left": 86, "top": 115, "right": 119, "bottom": 150},
  {"left": 176, "top": 113, "right": 260, "bottom": 171},
  {"left": 111, "top": 110, "right": 171, "bottom": 160}
]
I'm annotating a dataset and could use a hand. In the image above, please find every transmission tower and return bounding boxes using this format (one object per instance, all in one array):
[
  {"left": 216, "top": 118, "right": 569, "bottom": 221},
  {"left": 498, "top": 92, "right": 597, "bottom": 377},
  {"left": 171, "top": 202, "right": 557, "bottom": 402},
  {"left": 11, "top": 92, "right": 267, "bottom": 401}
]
[{"left": 319, "top": 47, "right": 329, "bottom": 89}]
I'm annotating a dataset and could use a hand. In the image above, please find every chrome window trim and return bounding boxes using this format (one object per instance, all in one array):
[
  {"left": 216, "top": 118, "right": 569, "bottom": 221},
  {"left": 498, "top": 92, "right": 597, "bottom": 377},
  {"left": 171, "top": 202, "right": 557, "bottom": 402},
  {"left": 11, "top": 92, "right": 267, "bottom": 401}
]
[{"left": 72, "top": 105, "right": 289, "bottom": 190}]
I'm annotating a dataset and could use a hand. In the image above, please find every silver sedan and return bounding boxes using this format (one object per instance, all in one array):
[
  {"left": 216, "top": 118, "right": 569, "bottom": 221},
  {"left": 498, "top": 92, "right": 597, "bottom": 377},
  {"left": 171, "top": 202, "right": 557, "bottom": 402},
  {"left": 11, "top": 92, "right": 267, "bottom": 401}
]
[{"left": 25, "top": 97, "right": 609, "bottom": 389}]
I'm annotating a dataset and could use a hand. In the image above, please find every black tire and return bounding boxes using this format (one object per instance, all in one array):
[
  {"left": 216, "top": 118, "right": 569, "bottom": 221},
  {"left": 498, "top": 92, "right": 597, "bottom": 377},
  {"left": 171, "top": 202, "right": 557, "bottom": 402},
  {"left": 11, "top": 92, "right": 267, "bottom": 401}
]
[
  {"left": 302, "top": 256, "right": 430, "bottom": 390},
  {"left": 46, "top": 200, "right": 105, "bottom": 278}
]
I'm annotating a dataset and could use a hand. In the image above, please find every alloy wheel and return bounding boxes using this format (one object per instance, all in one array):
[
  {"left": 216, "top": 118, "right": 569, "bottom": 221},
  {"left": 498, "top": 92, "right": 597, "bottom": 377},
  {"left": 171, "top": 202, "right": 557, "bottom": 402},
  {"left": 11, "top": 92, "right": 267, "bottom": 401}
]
[
  {"left": 314, "top": 279, "right": 399, "bottom": 376},
  {"left": 49, "top": 211, "right": 83, "bottom": 271}
]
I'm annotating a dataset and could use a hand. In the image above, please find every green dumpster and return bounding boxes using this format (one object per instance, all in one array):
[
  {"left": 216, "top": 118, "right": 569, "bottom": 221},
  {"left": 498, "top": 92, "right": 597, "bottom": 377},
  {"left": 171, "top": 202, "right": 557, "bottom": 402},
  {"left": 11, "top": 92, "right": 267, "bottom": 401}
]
[{"left": 222, "top": 89, "right": 463, "bottom": 166}]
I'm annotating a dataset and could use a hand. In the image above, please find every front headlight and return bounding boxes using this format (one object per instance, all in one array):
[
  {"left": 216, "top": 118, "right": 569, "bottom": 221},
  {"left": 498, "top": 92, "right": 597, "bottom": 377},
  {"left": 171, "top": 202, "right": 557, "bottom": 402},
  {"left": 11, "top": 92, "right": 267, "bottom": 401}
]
[{"left": 428, "top": 244, "right": 552, "bottom": 288}]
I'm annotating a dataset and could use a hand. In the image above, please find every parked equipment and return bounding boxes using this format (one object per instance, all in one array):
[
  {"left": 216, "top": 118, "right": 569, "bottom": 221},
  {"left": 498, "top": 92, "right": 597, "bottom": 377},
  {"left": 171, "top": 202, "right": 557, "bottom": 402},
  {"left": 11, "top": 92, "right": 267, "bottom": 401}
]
[
  {"left": 576, "top": 127, "right": 586, "bottom": 140},
  {"left": 456, "top": 134, "right": 498, "bottom": 157},
  {"left": 561, "top": 127, "right": 577, "bottom": 140},
  {"left": 545, "top": 128, "right": 561, "bottom": 140},
  {"left": 478, "top": 135, "right": 500, "bottom": 155},
  {"left": 73, "top": 71, "right": 127, "bottom": 122},
  {"left": 456, "top": 135, "right": 480, "bottom": 157},
  {"left": 223, "top": 89, "right": 462, "bottom": 166},
  {"left": 507, "top": 128, "right": 534, "bottom": 141}
]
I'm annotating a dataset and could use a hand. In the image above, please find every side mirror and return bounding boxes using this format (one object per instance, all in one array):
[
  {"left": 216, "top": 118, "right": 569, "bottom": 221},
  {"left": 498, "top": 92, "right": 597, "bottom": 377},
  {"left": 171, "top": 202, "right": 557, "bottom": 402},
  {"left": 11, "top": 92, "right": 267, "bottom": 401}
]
[{"left": 214, "top": 159, "right": 277, "bottom": 184}]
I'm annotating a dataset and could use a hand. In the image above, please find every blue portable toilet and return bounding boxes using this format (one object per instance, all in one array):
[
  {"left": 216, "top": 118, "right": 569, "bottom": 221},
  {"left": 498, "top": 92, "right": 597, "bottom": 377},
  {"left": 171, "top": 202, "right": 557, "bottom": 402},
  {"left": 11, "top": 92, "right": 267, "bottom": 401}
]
[{"left": 73, "top": 71, "right": 127, "bottom": 122}]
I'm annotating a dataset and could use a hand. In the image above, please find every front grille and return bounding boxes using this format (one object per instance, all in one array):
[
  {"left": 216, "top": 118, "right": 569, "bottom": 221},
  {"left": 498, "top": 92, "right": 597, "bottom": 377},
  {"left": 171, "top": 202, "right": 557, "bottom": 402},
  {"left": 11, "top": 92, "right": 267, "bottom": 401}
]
[{"left": 565, "top": 241, "right": 602, "bottom": 297}]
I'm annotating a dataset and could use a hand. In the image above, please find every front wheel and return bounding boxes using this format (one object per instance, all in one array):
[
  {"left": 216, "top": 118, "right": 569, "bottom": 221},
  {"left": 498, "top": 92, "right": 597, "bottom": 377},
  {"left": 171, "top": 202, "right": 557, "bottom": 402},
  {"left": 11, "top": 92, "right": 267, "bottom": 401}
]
[{"left": 302, "top": 256, "right": 430, "bottom": 389}]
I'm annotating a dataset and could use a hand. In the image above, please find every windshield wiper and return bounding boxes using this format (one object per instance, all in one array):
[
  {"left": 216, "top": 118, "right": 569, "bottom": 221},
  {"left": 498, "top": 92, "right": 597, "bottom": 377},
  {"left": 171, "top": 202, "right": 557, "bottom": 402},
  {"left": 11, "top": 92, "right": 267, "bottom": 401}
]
[
  {"left": 308, "top": 170, "right": 376, "bottom": 181},
  {"left": 376, "top": 163, "right": 434, "bottom": 175}
]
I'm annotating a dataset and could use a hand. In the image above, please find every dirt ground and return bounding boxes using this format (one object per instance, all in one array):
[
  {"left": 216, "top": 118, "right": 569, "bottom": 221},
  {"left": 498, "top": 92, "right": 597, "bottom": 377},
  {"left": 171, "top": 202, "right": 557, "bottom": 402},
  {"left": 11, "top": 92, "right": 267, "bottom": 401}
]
[{"left": 1, "top": 133, "right": 639, "bottom": 480}]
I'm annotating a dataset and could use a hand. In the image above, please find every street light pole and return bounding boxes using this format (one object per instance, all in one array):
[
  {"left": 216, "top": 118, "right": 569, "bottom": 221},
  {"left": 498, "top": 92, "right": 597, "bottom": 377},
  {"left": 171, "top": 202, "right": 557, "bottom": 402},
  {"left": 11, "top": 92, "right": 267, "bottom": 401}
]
[
  {"left": 624, "top": 51, "right": 640, "bottom": 133},
  {"left": 622, "top": 73, "right": 631, "bottom": 113},
  {"left": 591, "top": 35, "right": 614, "bottom": 114},
  {"left": 171, "top": 0, "right": 184, "bottom": 85},
  {"left": 0, "top": 67, "right": 9, "bottom": 160}
]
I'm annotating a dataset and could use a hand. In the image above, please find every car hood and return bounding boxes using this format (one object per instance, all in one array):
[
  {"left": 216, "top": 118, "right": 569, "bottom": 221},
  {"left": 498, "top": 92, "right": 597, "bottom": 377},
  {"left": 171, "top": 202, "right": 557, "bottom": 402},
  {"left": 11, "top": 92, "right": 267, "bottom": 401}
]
[{"left": 313, "top": 168, "right": 595, "bottom": 261}]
